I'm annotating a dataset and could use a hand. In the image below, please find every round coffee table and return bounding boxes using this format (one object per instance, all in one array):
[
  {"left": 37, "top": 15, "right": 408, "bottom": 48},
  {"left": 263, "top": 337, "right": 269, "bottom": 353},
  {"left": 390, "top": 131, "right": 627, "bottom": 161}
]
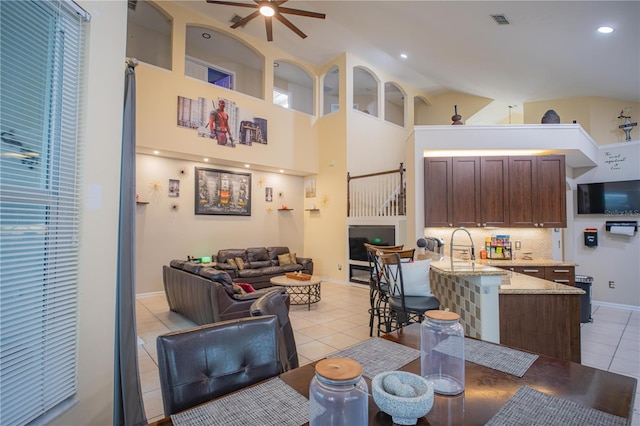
[{"left": 270, "top": 275, "right": 321, "bottom": 310}]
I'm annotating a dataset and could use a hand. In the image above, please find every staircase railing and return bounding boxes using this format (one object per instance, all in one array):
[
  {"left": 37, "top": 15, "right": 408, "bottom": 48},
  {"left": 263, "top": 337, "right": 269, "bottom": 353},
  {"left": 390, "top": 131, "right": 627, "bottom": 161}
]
[{"left": 347, "top": 163, "right": 405, "bottom": 217}]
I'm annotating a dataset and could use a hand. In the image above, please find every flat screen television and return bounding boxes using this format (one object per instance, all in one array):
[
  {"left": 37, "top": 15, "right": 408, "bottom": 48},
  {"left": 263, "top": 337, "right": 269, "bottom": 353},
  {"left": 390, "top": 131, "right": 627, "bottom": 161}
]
[
  {"left": 577, "top": 179, "right": 640, "bottom": 215},
  {"left": 348, "top": 225, "right": 395, "bottom": 262}
]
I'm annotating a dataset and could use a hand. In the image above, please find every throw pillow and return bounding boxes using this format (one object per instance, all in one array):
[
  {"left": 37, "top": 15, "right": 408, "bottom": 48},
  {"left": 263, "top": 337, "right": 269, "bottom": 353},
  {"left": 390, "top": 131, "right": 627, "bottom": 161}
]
[
  {"left": 235, "top": 257, "right": 245, "bottom": 270},
  {"left": 227, "top": 258, "right": 238, "bottom": 269},
  {"left": 278, "top": 253, "right": 293, "bottom": 266},
  {"left": 394, "top": 259, "right": 432, "bottom": 297},
  {"left": 236, "top": 282, "right": 255, "bottom": 293},
  {"left": 289, "top": 252, "right": 297, "bottom": 264},
  {"left": 231, "top": 283, "right": 245, "bottom": 294}
]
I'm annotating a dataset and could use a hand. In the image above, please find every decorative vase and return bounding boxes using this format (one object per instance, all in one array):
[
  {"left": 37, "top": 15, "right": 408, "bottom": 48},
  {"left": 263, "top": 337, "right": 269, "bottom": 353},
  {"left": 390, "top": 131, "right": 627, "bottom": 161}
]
[{"left": 541, "top": 109, "right": 560, "bottom": 124}]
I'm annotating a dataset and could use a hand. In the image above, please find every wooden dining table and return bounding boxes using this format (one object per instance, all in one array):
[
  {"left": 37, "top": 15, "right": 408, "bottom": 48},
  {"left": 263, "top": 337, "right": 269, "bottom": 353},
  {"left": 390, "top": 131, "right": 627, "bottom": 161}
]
[{"left": 149, "top": 323, "right": 637, "bottom": 425}]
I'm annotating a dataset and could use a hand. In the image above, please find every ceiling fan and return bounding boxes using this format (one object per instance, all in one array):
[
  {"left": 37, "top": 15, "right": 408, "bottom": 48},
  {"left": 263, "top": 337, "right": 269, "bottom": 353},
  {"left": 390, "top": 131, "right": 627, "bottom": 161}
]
[{"left": 205, "top": 0, "right": 326, "bottom": 41}]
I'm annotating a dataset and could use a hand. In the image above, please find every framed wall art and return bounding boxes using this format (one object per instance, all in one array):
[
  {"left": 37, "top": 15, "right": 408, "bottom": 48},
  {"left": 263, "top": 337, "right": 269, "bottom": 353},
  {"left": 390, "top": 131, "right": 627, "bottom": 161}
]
[{"left": 195, "top": 167, "right": 251, "bottom": 216}]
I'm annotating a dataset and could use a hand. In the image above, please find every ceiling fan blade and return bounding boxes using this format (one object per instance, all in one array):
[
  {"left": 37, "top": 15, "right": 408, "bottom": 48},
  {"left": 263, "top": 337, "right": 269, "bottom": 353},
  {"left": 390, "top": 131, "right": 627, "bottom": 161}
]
[
  {"left": 206, "top": 0, "right": 258, "bottom": 8},
  {"left": 265, "top": 16, "right": 273, "bottom": 41},
  {"left": 278, "top": 7, "right": 325, "bottom": 19},
  {"left": 274, "top": 13, "right": 307, "bottom": 39},
  {"left": 231, "top": 10, "right": 260, "bottom": 28}
]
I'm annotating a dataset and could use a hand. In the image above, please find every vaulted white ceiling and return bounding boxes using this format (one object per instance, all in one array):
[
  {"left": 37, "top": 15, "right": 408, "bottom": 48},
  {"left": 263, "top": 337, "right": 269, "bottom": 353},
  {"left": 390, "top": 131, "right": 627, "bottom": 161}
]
[{"left": 154, "top": 1, "right": 640, "bottom": 117}]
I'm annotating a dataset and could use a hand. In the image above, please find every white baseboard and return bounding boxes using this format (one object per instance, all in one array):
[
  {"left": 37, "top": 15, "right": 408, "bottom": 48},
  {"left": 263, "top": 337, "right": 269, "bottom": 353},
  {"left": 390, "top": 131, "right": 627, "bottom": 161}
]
[{"left": 593, "top": 300, "right": 640, "bottom": 312}]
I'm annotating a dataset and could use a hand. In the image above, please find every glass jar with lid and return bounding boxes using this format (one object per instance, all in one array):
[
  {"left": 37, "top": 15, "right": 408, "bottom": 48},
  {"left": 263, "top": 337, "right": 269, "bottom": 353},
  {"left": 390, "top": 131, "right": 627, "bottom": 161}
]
[
  {"left": 309, "top": 357, "right": 368, "bottom": 426},
  {"left": 420, "top": 310, "right": 465, "bottom": 395}
]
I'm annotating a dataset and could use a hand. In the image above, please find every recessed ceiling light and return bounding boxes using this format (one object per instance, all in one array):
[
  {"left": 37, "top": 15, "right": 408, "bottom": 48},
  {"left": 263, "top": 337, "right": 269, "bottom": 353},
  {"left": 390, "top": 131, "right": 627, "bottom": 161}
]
[
  {"left": 202, "top": 33, "right": 211, "bottom": 39},
  {"left": 597, "top": 26, "right": 614, "bottom": 34},
  {"left": 153, "top": 150, "right": 160, "bottom": 155},
  {"left": 279, "top": 169, "right": 284, "bottom": 173},
  {"left": 400, "top": 53, "right": 408, "bottom": 59},
  {"left": 204, "top": 158, "right": 209, "bottom": 162},
  {"left": 245, "top": 164, "right": 250, "bottom": 168}
]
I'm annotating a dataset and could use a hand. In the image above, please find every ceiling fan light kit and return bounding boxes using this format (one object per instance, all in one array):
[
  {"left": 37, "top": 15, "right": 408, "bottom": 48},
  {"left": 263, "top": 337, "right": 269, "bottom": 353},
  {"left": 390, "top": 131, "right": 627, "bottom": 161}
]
[{"left": 205, "top": 0, "right": 326, "bottom": 41}]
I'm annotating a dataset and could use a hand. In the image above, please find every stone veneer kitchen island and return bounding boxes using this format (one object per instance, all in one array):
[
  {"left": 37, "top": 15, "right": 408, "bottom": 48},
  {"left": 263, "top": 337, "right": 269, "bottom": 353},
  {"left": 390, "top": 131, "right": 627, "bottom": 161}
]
[{"left": 417, "top": 251, "right": 585, "bottom": 362}]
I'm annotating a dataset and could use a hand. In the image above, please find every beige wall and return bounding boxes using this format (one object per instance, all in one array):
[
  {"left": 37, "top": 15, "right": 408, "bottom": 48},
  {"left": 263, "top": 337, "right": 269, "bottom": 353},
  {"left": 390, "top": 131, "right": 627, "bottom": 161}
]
[
  {"left": 524, "top": 97, "right": 640, "bottom": 145},
  {"left": 417, "top": 91, "right": 494, "bottom": 125},
  {"left": 136, "top": 154, "right": 305, "bottom": 294},
  {"left": 51, "top": 1, "right": 126, "bottom": 424},
  {"left": 568, "top": 141, "right": 640, "bottom": 307},
  {"left": 135, "top": 1, "right": 320, "bottom": 175}
]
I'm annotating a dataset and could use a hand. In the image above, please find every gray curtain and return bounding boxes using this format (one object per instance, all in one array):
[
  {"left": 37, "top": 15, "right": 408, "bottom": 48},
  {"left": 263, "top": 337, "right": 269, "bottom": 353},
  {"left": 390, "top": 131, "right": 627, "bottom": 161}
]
[{"left": 114, "top": 58, "right": 147, "bottom": 426}]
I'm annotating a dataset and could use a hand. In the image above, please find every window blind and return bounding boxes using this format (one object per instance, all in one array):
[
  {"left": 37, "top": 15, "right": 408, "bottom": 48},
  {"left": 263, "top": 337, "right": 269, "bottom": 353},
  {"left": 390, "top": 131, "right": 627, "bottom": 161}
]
[{"left": 0, "top": 1, "right": 88, "bottom": 424}]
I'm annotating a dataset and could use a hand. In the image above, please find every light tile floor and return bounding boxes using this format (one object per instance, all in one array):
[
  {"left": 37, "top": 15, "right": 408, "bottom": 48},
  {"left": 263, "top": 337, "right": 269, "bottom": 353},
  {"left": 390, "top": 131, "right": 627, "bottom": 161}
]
[{"left": 136, "top": 282, "right": 640, "bottom": 424}]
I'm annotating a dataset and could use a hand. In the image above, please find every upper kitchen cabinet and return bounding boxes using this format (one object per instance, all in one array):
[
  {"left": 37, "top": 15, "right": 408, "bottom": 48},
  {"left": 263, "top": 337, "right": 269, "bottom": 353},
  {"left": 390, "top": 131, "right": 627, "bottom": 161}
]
[
  {"left": 424, "top": 156, "right": 482, "bottom": 227},
  {"left": 424, "top": 155, "right": 565, "bottom": 228},
  {"left": 424, "top": 157, "right": 453, "bottom": 227},
  {"left": 508, "top": 155, "right": 566, "bottom": 228},
  {"left": 452, "top": 157, "right": 481, "bottom": 227},
  {"left": 480, "top": 157, "right": 510, "bottom": 227},
  {"left": 425, "top": 156, "right": 507, "bottom": 228}
]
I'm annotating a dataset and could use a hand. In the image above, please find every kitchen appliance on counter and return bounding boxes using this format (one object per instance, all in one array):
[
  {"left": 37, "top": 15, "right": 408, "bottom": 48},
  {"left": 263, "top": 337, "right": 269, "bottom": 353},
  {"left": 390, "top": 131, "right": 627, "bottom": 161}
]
[{"left": 575, "top": 275, "right": 593, "bottom": 323}]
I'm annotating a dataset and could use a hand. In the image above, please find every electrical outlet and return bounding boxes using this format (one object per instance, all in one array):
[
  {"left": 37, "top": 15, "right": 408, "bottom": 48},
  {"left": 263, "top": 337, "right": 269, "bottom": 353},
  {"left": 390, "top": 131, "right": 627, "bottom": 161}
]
[
  {"left": 609, "top": 281, "right": 615, "bottom": 289},
  {"left": 338, "top": 263, "right": 342, "bottom": 270},
  {"left": 515, "top": 241, "right": 521, "bottom": 250}
]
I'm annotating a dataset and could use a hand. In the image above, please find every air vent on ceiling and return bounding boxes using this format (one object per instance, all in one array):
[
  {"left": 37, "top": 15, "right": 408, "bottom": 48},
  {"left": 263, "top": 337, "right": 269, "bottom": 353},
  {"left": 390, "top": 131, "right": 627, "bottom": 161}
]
[
  {"left": 230, "top": 14, "right": 247, "bottom": 28},
  {"left": 491, "top": 14, "right": 510, "bottom": 25},
  {"left": 128, "top": 0, "right": 137, "bottom": 11}
]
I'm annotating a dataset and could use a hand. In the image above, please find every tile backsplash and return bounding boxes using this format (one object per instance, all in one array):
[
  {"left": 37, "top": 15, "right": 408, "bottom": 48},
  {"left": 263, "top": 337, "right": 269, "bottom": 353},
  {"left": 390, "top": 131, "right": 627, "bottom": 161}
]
[{"left": 422, "top": 228, "right": 553, "bottom": 259}]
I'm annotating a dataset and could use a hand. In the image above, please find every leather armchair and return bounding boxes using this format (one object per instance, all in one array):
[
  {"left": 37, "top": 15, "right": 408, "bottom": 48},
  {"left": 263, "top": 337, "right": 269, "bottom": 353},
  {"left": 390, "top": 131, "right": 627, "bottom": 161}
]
[
  {"left": 163, "top": 262, "right": 290, "bottom": 325},
  {"left": 156, "top": 316, "right": 282, "bottom": 416},
  {"left": 250, "top": 289, "right": 299, "bottom": 371}
]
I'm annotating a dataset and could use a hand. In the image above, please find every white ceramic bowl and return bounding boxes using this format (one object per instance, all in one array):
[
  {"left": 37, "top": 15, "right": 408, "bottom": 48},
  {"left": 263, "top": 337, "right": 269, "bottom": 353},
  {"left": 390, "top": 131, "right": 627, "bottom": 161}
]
[{"left": 371, "top": 371, "right": 434, "bottom": 425}]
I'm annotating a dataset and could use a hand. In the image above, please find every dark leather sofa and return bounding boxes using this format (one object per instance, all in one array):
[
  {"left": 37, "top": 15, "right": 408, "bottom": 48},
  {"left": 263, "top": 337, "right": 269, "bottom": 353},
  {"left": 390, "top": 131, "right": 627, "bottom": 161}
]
[
  {"left": 213, "top": 246, "right": 313, "bottom": 289},
  {"left": 163, "top": 260, "right": 290, "bottom": 326}
]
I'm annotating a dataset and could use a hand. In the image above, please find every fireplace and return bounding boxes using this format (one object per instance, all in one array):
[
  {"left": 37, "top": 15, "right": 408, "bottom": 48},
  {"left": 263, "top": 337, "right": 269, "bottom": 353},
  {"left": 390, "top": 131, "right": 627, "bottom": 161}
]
[{"left": 349, "top": 264, "right": 370, "bottom": 285}]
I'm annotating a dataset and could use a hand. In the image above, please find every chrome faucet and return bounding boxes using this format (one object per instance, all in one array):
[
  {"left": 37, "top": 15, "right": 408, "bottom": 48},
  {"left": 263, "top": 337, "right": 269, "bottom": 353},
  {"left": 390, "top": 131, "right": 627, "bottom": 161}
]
[{"left": 450, "top": 227, "right": 476, "bottom": 260}]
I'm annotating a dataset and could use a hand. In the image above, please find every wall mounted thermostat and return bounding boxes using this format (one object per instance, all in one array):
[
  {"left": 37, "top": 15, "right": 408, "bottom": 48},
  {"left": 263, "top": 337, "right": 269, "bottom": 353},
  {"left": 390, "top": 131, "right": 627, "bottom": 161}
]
[{"left": 584, "top": 228, "right": 598, "bottom": 247}]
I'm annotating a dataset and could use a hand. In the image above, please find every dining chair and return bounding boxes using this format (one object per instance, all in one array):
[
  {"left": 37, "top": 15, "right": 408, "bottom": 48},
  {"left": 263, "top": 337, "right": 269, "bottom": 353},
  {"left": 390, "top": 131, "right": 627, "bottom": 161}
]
[
  {"left": 378, "top": 250, "right": 440, "bottom": 332},
  {"left": 250, "top": 289, "right": 299, "bottom": 371},
  {"left": 364, "top": 243, "right": 404, "bottom": 336},
  {"left": 156, "top": 316, "right": 282, "bottom": 416}
]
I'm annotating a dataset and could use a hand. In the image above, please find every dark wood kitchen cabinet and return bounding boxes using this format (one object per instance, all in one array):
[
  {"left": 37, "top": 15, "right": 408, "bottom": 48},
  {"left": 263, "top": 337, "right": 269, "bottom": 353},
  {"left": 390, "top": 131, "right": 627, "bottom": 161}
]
[
  {"left": 452, "top": 157, "right": 481, "bottom": 227},
  {"left": 480, "top": 156, "right": 510, "bottom": 227},
  {"left": 424, "top": 157, "right": 453, "bottom": 227},
  {"left": 498, "top": 264, "right": 575, "bottom": 286},
  {"left": 425, "top": 155, "right": 565, "bottom": 228},
  {"left": 508, "top": 155, "right": 566, "bottom": 228},
  {"left": 424, "top": 157, "right": 482, "bottom": 227}
]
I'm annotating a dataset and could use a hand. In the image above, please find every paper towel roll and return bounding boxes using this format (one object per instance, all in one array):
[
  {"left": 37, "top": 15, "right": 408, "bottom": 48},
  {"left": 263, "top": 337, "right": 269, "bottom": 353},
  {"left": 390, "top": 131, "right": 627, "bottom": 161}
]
[{"left": 609, "top": 225, "right": 635, "bottom": 236}]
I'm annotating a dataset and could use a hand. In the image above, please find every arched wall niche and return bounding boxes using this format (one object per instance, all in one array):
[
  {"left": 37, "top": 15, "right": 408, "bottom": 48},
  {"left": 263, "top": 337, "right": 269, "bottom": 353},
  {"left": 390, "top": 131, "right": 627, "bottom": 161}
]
[
  {"left": 323, "top": 65, "right": 340, "bottom": 116},
  {"left": 273, "top": 59, "right": 315, "bottom": 115},
  {"left": 184, "top": 25, "right": 264, "bottom": 99},
  {"left": 414, "top": 95, "right": 432, "bottom": 125},
  {"left": 353, "top": 66, "right": 379, "bottom": 117},
  {"left": 384, "top": 81, "right": 406, "bottom": 127},
  {"left": 127, "top": 0, "right": 173, "bottom": 70}
]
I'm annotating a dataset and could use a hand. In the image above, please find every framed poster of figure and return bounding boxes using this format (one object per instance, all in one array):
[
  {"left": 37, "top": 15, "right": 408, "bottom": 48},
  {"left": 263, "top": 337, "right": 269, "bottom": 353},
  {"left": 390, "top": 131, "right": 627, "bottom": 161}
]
[{"left": 195, "top": 167, "right": 251, "bottom": 216}]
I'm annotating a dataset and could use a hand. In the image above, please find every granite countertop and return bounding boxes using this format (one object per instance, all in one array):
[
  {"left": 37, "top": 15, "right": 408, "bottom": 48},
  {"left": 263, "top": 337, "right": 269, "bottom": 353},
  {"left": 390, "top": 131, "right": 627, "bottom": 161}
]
[
  {"left": 475, "top": 259, "right": 578, "bottom": 267},
  {"left": 415, "top": 251, "right": 507, "bottom": 277},
  {"left": 499, "top": 271, "right": 585, "bottom": 295}
]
